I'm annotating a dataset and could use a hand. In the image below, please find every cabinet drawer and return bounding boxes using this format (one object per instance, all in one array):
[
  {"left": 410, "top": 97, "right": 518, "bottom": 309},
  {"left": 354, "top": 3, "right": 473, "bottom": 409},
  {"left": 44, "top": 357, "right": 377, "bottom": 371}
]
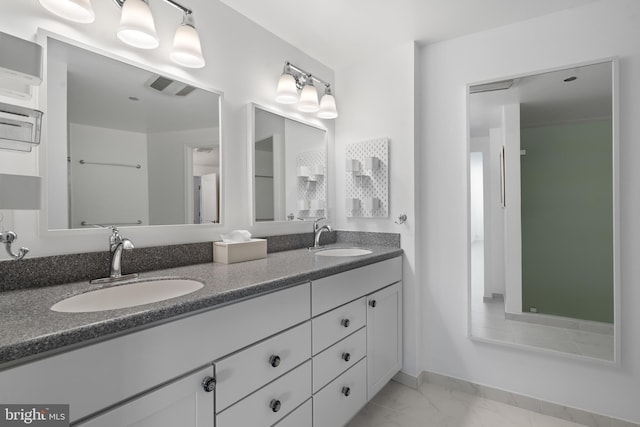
[
  {"left": 216, "top": 360, "right": 311, "bottom": 427},
  {"left": 312, "top": 297, "right": 366, "bottom": 355},
  {"left": 312, "top": 256, "right": 402, "bottom": 316},
  {"left": 215, "top": 321, "right": 311, "bottom": 412},
  {"left": 313, "top": 327, "right": 366, "bottom": 393},
  {"left": 273, "top": 398, "right": 312, "bottom": 427},
  {"left": 313, "top": 359, "right": 367, "bottom": 427},
  {"left": 76, "top": 366, "right": 214, "bottom": 427}
]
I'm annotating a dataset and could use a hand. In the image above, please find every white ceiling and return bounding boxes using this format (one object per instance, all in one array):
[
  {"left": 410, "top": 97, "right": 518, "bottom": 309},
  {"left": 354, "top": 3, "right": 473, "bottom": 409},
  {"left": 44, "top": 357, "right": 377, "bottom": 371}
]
[
  {"left": 469, "top": 61, "right": 613, "bottom": 137},
  {"left": 218, "top": 0, "right": 601, "bottom": 69},
  {"left": 48, "top": 38, "right": 220, "bottom": 134}
]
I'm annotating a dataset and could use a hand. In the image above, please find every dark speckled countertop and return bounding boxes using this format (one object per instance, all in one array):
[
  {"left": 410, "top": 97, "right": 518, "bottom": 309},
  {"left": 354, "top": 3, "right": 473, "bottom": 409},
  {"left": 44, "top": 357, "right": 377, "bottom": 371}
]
[{"left": 0, "top": 244, "right": 402, "bottom": 368}]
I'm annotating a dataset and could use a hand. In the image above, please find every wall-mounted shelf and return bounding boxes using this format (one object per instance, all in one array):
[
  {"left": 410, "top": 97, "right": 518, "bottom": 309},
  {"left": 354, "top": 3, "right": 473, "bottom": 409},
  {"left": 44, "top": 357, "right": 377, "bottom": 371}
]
[
  {"left": 0, "top": 102, "right": 43, "bottom": 152},
  {"left": 345, "top": 138, "right": 389, "bottom": 218},
  {"left": 297, "top": 150, "right": 326, "bottom": 218}
]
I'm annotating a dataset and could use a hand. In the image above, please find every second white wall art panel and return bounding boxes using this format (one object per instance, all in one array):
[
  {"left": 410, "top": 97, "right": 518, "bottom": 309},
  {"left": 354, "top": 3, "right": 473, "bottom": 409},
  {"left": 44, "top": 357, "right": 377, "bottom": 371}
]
[{"left": 345, "top": 138, "right": 389, "bottom": 218}]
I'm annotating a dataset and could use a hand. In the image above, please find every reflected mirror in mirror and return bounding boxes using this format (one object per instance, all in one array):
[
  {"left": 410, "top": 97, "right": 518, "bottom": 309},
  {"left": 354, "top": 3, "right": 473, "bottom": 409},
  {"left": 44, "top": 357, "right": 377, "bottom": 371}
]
[
  {"left": 46, "top": 37, "right": 221, "bottom": 229},
  {"left": 468, "top": 60, "right": 618, "bottom": 361},
  {"left": 252, "top": 106, "right": 327, "bottom": 222}
]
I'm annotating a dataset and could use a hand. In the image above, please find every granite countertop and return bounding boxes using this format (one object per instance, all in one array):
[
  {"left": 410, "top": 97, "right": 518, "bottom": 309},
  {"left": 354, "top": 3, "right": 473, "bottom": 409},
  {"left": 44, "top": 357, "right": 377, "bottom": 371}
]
[{"left": 0, "top": 244, "right": 402, "bottom": 368}]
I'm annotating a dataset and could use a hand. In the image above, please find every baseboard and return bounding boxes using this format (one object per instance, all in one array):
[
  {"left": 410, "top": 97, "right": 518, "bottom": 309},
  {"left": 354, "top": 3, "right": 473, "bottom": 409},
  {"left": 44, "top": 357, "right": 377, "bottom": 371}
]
[
  {"left": 416, "top": 370, "right": 639, "bottom": 427},
  {"left": 391, "top": 370, "right": 420, "bottom": 389}
]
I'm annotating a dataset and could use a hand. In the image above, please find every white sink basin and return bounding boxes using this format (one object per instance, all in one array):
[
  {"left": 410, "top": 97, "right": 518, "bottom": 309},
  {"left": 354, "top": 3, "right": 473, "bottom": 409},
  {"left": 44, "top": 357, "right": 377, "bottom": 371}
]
[
  {"left": 51, "top": 279, "right": 204, "bottom": 313},
  {"left": 315, "top": 248, "right": 372, "bottom": 257}
]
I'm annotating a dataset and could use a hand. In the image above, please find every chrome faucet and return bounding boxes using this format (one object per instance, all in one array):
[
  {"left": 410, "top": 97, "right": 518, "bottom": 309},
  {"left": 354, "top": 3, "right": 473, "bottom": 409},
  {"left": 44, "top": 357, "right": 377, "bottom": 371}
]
[
  {"left": 91, "top": 227, "right": 138, "bottom": 284},
  {"left": 310, "top": 217, "right": 332, "bottom": 250}
]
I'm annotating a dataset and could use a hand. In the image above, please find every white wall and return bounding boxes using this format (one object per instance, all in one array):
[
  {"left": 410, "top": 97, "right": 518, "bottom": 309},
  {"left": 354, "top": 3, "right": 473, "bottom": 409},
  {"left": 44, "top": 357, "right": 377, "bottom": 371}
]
[
  {"left": 335, "top": 42, "right": 420, "bottom": 378},
  {"left": 69, "top": 124, "right": 149, "bottom": 228},
  {"left": 420, "top": 0, "right": 639, "bottom": 422},
  {"left": 469, "top": 144, "right": 486, "bottom": 243},
  {"left": 502, "top": 104, "right": 523, "bottom": 314},
  {"left": 488, "top": 128, "right": 505, "bottom": 297},
  {"left": 0, "top": 0, "right": 334, "bottom": 258}
]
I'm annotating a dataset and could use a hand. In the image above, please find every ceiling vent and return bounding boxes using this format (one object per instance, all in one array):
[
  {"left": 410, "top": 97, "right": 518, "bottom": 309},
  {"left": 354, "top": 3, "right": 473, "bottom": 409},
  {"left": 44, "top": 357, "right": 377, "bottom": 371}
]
[{"left": 144, "top": 74, "right": 196, "bottom": 96}]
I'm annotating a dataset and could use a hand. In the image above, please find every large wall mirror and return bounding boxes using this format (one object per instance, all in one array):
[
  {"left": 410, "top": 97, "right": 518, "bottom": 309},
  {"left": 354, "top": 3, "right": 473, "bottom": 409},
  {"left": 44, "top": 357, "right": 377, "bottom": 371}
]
[
  {"left": 467, "top": 60, "right": 619, "bottom": 362},
  {"left": 44, "top": 35, "right": 221, "bottom": 229},
  {"left": 249, "top": 104, "right": 327, "bottom": 222}
]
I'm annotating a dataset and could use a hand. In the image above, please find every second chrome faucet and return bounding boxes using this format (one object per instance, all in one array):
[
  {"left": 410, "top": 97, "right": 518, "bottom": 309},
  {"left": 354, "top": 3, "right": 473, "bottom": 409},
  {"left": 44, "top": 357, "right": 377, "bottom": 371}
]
[{"left": 310, "top": 217, "right": 332, "bottom": 250}]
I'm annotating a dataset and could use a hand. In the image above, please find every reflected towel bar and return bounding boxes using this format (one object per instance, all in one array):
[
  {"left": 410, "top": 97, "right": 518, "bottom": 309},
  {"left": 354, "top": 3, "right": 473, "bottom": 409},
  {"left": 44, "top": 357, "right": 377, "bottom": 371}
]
[
  {"left": 81, "top": 220, "right": 143, "bottom": 226},
  {"left": 79, "top": 160, "right": 142, "bottom": 169}
]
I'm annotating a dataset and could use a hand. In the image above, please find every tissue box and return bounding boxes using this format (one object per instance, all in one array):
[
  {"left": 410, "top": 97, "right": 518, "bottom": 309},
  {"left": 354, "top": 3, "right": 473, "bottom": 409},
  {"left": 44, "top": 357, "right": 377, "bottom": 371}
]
[{"left": 213, "top": 238, "right": 267, "bottom": 264}]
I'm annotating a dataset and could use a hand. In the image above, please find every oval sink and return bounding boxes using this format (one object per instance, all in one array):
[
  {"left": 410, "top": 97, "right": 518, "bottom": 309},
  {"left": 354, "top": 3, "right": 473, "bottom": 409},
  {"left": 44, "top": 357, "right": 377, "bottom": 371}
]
[
  {"left": 315, "top": 248, "right": 372, "bottom": 257},
  {"left": 51, "top": 279, "right": 204, "bottom": 313}
]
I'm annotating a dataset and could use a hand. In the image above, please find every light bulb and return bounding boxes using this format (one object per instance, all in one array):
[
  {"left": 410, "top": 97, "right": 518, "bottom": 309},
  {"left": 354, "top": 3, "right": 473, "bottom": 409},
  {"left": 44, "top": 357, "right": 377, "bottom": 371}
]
[
  {"left": 170, "top": 15, "right": 205, "bottom": 68},
  {"left": 39, "top": 0, "right": 95, "bottom": 23},
  {"left": 276, "top": 73, "right": 298, "bottom": 104},
  {"left": 298, "top": 79, "right": 319, "bottom": 113},
  {"left": 318, "top": 90, "right": 338, "bottom": 119},
  {"left": 117, "top": 0, "right": 159, "bottom": 50}
]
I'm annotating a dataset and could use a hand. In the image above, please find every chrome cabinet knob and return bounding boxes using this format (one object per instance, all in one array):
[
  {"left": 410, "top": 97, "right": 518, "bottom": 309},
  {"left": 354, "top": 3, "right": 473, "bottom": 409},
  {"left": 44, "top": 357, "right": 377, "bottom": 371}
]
[
  {"left": 369, "top": 299, "right": 377, "bottom": 308},
  {"left": 341, "top": 386, "right": 351, "bottom": 397},
  {"left": 269, "top": 355, "right": 281, "bottom": 368},
  {"left": 201, "top": 376, "right": 216, "bottom": 393},
  {"left": 342, "top": 352, "right": 351, "bottom": 362},
  {"left": 270, "top": 399, "right": 282, "bottom": 413},
  {"left": 341, "top": 318, "right": 350, "bottom": 328}
]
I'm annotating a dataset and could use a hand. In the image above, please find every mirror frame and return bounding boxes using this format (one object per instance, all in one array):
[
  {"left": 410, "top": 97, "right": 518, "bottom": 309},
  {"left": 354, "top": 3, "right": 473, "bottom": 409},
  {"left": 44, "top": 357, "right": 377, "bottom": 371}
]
[
  {"left": 37, "top": 29, "right": 225, "bottom": 238},
  {"left": 465, "top": 58, "right": 621, "bottom": 364},
  {"left": 247, "top": 103, "right": 329, "bottom": 226}
]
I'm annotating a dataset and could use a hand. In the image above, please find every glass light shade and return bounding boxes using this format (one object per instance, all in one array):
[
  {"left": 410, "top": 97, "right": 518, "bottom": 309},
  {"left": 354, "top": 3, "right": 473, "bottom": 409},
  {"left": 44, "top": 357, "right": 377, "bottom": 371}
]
[
  {"left": 39, "top": 0, "right": 95, "bottom": 23},
  {"left": 170, "top": 24, "right": 205, "bottom": 68},
  {"left": 298, "top": 82, "right": 319, "bottom": 112},
  {"left": 275, "top": 73, "right": 298, "bottom": 104},
  {"left": 318, "top": 93, "right": 338, "bottom": 119},
  {"left": 117, "top": 0, "right": 159, "bottom": 50}
]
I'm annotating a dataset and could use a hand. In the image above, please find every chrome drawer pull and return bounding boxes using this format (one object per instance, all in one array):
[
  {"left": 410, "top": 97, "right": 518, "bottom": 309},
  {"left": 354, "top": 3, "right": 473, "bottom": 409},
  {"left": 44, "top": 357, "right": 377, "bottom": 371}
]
[
  {"left": 270, "top": 399, "right": 282, "bottom": 413},
  {"left": 201, "top": 376, "right": 216, "bottom": 393},
  {"left": 342, "top": 352, "right": 351, "bottom": 362},
  {"left": 269, "top": 355, "right": 281, "bottom": 368},
  {"left": 341, "top": 386, "right": 351, "bottom": 397},
  {"left": 341, "top": 318, "right": 350, "bottom": 328}
]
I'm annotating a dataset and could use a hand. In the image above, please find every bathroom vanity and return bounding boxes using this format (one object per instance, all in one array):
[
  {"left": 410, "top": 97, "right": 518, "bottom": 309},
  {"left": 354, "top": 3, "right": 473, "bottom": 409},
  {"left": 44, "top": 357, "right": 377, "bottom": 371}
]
[{"left": 0, "top": 247, "right": 402, "bottom": 426}]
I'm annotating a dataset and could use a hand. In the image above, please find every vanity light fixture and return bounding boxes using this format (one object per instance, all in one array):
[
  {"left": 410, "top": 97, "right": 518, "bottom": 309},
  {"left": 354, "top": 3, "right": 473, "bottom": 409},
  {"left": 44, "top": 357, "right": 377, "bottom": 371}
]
[
  {"left": 38, "top": 0, "right": 206, "bottom": 68},
  {"left": 275, "top": 64, "right": 299, "bottom": 104},
  {"left": 38, "top": 0, "right": 96, "bottom": 24},
  {"left": 117, "top": 0, "right": 159, "bottom": 49},
  {"left": 318, "top": 85, "right": 338, "bottom": 119},
  {"left": 114, "top": 0, "right": 205, "bottom": 68},
  {"left": 298, "top": 78, "right": 320, "bottom": 113},
  {"left": 275, "top": 61, "right": 338, "bottom": 119},
  {"left": 170, "top": 13, "right": 205, "bottom": 68}
]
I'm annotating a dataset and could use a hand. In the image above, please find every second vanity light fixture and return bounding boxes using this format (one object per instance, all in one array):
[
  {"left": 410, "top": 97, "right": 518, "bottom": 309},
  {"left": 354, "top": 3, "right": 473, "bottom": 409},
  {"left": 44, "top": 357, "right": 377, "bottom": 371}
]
[
  {"left": 38, "top": 0, "right": 205, "bottom": 68},
  {"left": 276, "top": 62, "right": 338, "bottom": 119}
]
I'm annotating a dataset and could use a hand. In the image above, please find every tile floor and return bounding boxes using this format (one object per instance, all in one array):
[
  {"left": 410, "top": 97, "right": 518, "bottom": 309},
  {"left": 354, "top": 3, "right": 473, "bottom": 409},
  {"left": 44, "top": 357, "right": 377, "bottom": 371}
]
[
  {"left": 470, "top": 241, "right": 614, "bottom": 361},
  {"left": 347, "top": 380, "right": 587, "bottom": 427}
]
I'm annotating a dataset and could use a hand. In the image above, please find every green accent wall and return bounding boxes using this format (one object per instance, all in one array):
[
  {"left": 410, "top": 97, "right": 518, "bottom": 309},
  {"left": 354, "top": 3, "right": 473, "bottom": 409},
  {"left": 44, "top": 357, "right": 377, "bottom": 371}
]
[{"left": 520, "top": 120, "right": 613, "bottom": 323}]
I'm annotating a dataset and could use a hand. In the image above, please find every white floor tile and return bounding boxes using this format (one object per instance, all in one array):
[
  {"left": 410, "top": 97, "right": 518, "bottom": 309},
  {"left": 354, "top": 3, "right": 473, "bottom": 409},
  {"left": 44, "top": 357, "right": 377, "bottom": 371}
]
[{"left": 347, "top": 381, "right": 589, "bottom": 427}]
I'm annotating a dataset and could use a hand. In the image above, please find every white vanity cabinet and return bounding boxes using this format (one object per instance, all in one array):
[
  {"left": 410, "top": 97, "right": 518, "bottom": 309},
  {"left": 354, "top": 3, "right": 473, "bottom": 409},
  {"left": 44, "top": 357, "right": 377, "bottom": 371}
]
[
  {"left": 367, "top": 281, "right": 403, "bottom": 398},
  {"left": 214, "top": 321, "right": 312, "bottom": 426},
  {"left": 311, "top": 256, "right": 403, "bottom": 427},
  {"left": 75, "top": 366, "right": 215, "bottom": 427},
  {"left": 0, "top": 283, "right": 311, "bottom": 425},
  {"left": 0, "top": 254, "right": 402, "bottom": 427}
]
